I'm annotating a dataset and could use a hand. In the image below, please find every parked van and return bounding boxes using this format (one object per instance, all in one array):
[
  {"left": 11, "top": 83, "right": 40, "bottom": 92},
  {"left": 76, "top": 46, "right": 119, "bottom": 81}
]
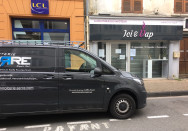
[{"left": 0, "top": 41, "right": 147, "bottom": 119}]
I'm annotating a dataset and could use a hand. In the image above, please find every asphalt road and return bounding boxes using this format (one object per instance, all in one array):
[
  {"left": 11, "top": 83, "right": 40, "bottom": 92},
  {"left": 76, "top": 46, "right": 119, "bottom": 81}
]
[{"left": 0, "top": 96, "right": 188, "bottom": 131}]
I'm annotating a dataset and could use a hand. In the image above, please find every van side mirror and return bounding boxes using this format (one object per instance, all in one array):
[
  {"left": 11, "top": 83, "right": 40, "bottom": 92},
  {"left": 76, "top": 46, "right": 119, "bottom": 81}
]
[{"left": 90, "top": 67, "right": 102, "bottom": 78}]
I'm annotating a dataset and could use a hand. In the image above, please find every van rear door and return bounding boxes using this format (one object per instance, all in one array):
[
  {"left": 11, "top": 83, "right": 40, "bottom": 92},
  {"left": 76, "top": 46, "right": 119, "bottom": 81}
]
[{"left": 0, "top": 47, "right": 58, "bottom": 114}]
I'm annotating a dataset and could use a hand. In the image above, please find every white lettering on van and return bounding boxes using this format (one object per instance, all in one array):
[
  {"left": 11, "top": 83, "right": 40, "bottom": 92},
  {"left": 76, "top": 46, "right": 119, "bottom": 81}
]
[
  {"left": 11, "top": 57, "right": 21, "bottom": 65},
  {"left": 21, "top": 57, "right": 31, "bottom": 65},
  {"left": 0, "top": 56, "right": 31, "bottom": 67}
]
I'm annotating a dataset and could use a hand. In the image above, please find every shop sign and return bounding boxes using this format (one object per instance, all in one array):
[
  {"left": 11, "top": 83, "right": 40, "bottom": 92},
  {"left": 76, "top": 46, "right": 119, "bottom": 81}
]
[
  {"left": 31, "top": 0, "right": 49, "bottom": 14},
  {"left": 123, "top": 22, "right": 154, "bottom": 39},
  {"left": 90, "top": 18, "right": 183, "bottom": 41}
]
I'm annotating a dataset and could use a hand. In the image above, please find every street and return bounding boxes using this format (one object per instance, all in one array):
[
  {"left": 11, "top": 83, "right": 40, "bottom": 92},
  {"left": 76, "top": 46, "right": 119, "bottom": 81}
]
[{"left": 0, "top": 96, "right": 188, "bottom": 131}]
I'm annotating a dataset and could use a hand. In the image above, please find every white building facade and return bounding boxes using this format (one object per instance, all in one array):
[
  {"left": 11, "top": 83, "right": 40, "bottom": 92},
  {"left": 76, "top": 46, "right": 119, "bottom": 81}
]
[{"left": 87, "top": 0, "right": 188, "bottom": 79}]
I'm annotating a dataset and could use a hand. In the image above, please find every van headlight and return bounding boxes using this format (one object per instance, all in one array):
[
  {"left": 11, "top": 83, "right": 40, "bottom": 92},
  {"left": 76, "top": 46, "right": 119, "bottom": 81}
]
[{"left": 133, "top": 78, "right": 142, "bottom": 85}]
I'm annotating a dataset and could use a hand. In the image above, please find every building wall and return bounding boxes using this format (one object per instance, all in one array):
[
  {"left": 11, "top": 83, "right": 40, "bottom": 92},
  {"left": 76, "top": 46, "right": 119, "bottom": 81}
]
[
  {"left": 89, "top": 0, "right": 174, "bottom": 16},
  {"left": 0, "top": 0, "right": 84, "bottom": 41},
  {"left": 169, "top": 41, "right": 180, "bottom": 79}
]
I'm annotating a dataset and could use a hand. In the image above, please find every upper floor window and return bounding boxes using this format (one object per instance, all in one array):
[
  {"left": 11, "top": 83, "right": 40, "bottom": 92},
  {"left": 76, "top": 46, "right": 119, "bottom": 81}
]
[
  {"left": 174, "top": 0, "right": 188, "bottom": 13},
  {"left": 122, "top": 0, "right": 143, "bottom": 13}
]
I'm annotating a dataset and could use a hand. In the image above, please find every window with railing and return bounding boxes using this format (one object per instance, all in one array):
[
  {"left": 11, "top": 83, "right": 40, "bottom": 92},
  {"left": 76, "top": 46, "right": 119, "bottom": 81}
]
[{"left": 122, "top": 0, "right": 143, "bottom": 13}]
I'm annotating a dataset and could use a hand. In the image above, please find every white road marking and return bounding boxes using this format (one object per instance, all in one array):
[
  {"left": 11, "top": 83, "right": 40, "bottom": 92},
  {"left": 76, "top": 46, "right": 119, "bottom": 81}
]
[
  {"left": 109, "top": 118, "right": 131, "bottom": 122},
  {"left": 24, "top": 124, "right": 51, "bottom": 129},
  {"left": 102, "top": 123, "right": 110, "bottom": 129},
  {"left": 67, "top": 121, "right": 91, "bottom": 125},
  {"left": 0, "top": 128, "right": 6, "bottom": 131},
  {"left": 183, "top": 114, "right": 188, "bottom": 116},
  {"left": 147, "top": 115, "right": 169, "bottom": 119}
]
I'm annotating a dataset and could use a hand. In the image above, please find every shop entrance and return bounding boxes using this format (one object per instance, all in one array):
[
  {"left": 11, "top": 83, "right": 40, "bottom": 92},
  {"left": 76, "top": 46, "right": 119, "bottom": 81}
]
[
  {"left": 111, "top": 44, "right": 127, "bottom": 71},
  {"left": 97, "top": 42, "right": 129, "bottom": 71},
  {"left": 179, "top": 38, "right": 188, "bottom": 77}
]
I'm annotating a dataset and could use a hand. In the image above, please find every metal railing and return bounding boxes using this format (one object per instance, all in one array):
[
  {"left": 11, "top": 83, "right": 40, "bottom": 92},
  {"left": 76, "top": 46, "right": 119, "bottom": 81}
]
[{"left": 0, "top": 40, "right": 85, "bottom": 47}]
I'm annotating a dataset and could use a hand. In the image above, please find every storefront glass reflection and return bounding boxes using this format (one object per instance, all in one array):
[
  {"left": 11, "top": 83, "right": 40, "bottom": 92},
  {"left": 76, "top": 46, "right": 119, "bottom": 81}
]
[
  {"left": 130, "top": 41, "right": 169, "bottom": 78},
  {"left": 98, "top": 42, "right": 106, "bottom": 61},
  {"left": 111, "top": 44, "right": 126, "bottom": 71}
]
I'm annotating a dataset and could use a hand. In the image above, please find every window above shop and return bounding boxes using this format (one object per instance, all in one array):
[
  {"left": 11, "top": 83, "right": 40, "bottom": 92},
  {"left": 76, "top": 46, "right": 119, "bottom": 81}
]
[
  {"left": 14, "top": 20, "right": 40, "bottom": 29},
  {"left": 174, "top": 0, "right": 188, "bottom": 13},
  {"left": 12, "top": 19, "right": 70, "bottom": 41},
  {"left": 121, "top": 0, "right": 143, "bottom": 13},
  {"left": 44, "top": 21, "right": 68, "bottom": 30}
]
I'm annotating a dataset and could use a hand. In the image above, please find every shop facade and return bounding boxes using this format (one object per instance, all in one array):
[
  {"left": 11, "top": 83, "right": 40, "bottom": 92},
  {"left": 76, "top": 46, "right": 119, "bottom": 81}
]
[
  {"left": 89, "top": 16, "right": 183, "bottom": 79},
  {"left": 0, "top": 0, "right": 84, "bottom": 42}
]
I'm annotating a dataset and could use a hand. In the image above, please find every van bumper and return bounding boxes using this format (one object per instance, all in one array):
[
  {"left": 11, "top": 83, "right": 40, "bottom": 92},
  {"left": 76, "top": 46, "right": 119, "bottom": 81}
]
[{"left": 137, "top": 91, "right": 147, "bottom": 109}]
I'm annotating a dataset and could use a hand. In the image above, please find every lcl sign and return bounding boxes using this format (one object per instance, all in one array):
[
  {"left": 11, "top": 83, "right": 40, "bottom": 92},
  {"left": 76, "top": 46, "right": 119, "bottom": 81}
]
[{"left": 31, "top": 0, "right": 49, "bottom": 14}]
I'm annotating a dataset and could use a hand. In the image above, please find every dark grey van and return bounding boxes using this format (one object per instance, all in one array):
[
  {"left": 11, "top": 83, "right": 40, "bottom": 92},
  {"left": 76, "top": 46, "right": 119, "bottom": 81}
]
[{"left": 0, "top": 41, "right": 147, "bottom": 119}]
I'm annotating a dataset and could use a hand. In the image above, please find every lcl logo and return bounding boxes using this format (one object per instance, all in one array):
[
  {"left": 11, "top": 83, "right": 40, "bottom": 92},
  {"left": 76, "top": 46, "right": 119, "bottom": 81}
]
[
  {"left": 31, "top": 0, "right": 49, "bottom": 14},
  {"left": 32, "top": 3, "right": 47, "bottom": 8}
]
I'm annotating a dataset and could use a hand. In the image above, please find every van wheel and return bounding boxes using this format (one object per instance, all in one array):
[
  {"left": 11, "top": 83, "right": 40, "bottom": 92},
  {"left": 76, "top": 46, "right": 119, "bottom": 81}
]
[{"left": 110, "top": 94, "right": 136, "bottom": 119}]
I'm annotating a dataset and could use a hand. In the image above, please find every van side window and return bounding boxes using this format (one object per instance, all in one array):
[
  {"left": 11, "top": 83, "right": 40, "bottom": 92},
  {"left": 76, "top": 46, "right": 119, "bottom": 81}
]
[
  {"left": 64, "top": 49, "right": 97, "bottom": 72},
  {"left": 102, "top": 64, "right": 114, "bottom": 75}
]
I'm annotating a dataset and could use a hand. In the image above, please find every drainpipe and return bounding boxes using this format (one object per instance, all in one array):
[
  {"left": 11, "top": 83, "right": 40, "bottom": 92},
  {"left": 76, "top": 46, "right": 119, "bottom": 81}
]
[{"left": 85, "top": 0, "right": 90, "bottom": 51}]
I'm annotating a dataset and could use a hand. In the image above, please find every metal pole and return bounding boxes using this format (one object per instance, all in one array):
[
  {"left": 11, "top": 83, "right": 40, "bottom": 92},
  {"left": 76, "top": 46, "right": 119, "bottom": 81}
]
[{"left": 85, "top": 0, "right": 90, "bottom": 50}]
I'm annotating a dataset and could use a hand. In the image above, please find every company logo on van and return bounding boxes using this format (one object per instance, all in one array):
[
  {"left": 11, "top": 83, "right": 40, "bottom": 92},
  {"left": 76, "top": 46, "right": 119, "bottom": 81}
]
[{"left": 0, "top": 56, "right": 31, "bottom": 67}]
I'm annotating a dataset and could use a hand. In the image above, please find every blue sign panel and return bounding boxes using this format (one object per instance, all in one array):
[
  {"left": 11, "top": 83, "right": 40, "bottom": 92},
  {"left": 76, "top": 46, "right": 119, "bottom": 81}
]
[{"left": 31, "top": 0, "right": 49, "bottom": 14}]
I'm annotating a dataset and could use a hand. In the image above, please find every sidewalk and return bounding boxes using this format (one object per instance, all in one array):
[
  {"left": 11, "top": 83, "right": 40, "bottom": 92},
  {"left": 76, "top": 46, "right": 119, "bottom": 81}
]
[{"left": 144, "top": 79, "right": 188, "bottom": 97}]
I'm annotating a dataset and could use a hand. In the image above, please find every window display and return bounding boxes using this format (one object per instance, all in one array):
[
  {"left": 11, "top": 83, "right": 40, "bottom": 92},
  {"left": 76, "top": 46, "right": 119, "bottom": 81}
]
[{"left": 130, "top": 41, "right": 169, "bottom": 78}]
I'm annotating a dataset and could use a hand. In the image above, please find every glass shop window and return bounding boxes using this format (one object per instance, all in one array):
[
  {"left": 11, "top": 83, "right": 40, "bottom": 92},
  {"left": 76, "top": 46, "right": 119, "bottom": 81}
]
[
  {"left": 130, "top": 41, "right": 169, "bottom": 78},
  {"left": 12, "top": 19, "right": 70, "bottom": 41},
  {"left": 98, "top": 42, "right": 106, "bottom": 61}
]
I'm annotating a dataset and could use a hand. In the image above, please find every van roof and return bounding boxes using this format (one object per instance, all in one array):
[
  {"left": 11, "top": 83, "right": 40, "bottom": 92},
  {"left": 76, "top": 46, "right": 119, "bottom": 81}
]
[{"left": 0, "top": 40, "right": 85, "bottom": 48}]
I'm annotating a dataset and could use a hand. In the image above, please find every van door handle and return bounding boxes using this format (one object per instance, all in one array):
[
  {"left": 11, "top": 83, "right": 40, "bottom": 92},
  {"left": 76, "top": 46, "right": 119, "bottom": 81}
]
[
  {"left": 62, "top": 75, "right": 73, "bottom": 80},
  {"left": 43, "top": 74, "right": 55, "bottom": 80}
]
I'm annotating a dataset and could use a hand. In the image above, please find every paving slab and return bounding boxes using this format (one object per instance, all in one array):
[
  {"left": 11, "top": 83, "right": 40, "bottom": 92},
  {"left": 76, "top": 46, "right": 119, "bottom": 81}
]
[{"left": 143, "top": 79, "right": 188, "bottom": 97}]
